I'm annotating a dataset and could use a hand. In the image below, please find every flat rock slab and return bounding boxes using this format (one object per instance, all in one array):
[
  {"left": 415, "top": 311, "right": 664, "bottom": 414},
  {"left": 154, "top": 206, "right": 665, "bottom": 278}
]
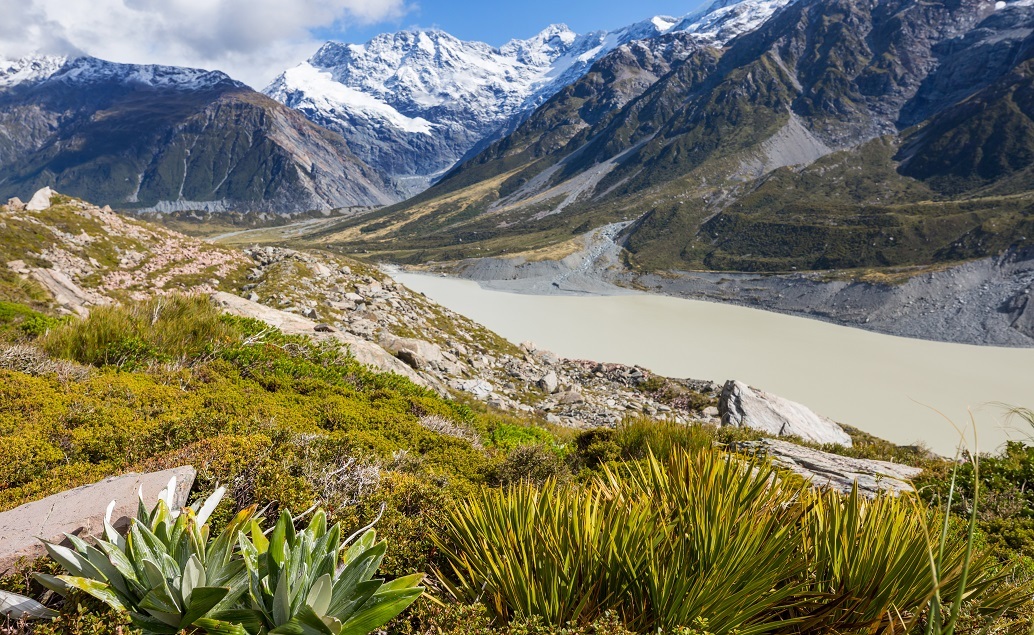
[
  {"left": 0, "top": 466, "right": 194, "bottom": 575},
  {"left": 211, "top": 292, "right": 433, "bottom": 389},
  {"left": 756, "top": 439, "right": 922, "bottom": 497}
]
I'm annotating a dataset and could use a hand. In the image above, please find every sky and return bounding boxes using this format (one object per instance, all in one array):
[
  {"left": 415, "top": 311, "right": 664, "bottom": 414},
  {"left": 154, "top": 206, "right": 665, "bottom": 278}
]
[{"left": 0, "top": 0, "right": 709, "bottom": 89}]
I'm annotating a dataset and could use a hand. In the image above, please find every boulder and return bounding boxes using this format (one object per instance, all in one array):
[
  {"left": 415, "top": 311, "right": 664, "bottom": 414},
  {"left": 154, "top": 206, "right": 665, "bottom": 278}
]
[
  {"left": 25, "top": 187, "right": 55, "bottom": 211},
  {"left": 456, "top": 378, "right": 494, "bottom": 399},
  {"left": 719, "top": 380, "right": 853, "bottom": 447},
  {"left": 557, "top": 388, "right": 584, "bottom": 404},
  {"left": 748, "top": 439, "right": 921, "bottom": 497},
  {"left": 380, "top": 334, "right": 443, "bottom": 371},
  {"left": 537, "top": 370, "right": 559, "bottom": 393},
  {"left": 0, "top": 466, "right": 194, "bottom": 575},
  {"left": 29, "top": 267, "right": 108, "bottom": 315},
  {"left": 6, "top": 197, "right": 24, "bottom": 211}
]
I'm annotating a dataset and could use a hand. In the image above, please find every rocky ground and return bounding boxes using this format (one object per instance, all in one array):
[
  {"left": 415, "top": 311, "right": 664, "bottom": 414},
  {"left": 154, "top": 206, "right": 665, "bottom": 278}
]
[{"left": 235, "top": 244, "right": 720, "bottom": 429}]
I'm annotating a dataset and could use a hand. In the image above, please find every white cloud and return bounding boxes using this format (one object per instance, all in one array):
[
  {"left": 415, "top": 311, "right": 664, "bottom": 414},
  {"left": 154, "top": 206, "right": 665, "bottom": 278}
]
[{"left": 0, "top": 0, "right": 413, "bottom": 88}]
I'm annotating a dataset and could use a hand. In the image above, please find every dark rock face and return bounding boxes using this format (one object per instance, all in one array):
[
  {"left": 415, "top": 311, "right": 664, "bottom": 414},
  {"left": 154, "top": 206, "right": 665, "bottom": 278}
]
[{"left": 0, "top": 57, "right": 397, "bottom": 213}]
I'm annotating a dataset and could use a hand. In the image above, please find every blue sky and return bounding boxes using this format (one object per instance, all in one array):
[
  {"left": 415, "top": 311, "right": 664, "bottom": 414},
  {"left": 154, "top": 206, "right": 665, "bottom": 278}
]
[{"left": 317, "top": 0, "right": 710, "bottom": 46}]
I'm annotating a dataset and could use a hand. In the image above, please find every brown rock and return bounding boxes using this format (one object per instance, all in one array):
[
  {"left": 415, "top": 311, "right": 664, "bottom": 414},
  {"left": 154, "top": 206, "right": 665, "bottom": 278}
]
[{"left": 0, "top": 466, "right": 195, "bottom": 575}]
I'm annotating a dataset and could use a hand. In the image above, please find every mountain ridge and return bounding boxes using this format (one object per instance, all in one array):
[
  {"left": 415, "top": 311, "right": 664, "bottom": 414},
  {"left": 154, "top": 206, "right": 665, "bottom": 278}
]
[
  {"left": 264, "top": 0, "right": 795, "bottom": 194},
  {"left": 0, "top": 55, "right": 399, "bottom": 214},
  {"left": 304, "top": 0, "right": 1034, "bottom": 283}
]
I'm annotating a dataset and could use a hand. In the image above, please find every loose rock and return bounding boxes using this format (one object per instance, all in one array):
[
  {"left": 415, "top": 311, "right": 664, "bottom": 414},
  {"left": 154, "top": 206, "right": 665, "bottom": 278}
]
[{"left": 720, "top": 380, "right": 853, "bottom": 447}]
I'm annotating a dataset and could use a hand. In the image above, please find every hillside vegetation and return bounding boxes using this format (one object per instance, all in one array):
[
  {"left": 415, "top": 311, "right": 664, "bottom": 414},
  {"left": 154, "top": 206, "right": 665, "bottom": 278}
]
[{"left": 0, "top": 294, "right": 1032, "bottom": 634}]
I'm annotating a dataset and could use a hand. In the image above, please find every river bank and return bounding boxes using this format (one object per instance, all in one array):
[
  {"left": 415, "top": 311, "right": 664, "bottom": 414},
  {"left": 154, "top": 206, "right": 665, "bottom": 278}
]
[
  {"left": 420, "top": 225, "right": 1034, "bottom": 348},
  {"left": 392, "top": 270, "right": 1034, "bottom": 456}
]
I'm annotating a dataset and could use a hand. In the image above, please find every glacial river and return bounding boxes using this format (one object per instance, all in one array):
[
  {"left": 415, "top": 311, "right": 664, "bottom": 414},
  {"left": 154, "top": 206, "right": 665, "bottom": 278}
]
[{"left": 393, "top": 272, "right": 1034, "bottom": 456}]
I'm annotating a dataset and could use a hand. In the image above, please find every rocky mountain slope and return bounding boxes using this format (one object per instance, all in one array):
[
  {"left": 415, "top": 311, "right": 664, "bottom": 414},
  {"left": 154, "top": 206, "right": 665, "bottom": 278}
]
[
  {"left": 0, "top": 56, "right": 398, "bottom": 214},
  {"left": 264, "top": 0, "right": 793, "bottom": 194},
  {"left": 307, "top": 0, "right": 1034, "bottom": 283},
  {"left": 0, "top": 191, "right": 929, "bottom": 495}
]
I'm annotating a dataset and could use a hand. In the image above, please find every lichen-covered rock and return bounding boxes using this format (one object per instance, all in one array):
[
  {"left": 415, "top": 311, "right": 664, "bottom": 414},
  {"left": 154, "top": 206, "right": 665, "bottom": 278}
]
[{"left": 720, "top": 380, "right": 853, "bottom": 447}]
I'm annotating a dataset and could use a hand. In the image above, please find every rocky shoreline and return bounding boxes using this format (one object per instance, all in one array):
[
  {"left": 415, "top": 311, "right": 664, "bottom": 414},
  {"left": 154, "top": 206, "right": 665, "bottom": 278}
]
[{"left": 430, "top": 226, "right": 1034, "bottom": 348}]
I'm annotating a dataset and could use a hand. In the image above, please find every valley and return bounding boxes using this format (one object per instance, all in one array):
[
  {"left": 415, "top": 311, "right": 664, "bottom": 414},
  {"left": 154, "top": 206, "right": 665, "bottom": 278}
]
[{"left": 3, "top": 0, "right": 1034, "bottom": 632}]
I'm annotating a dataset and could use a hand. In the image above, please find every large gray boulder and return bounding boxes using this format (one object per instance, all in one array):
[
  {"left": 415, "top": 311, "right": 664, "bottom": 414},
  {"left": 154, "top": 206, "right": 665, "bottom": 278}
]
[
  {"left": 25, "top": 187, "right": 55, "bottom": 211},
  {"left": 720, "top": 380, "right": 853, "bottom": 447},
  {"left": 537, "top": 370, "right": 559, "bottom": 394},
  {"left": 379, "top": 334, "right": 443, "bottom": 371},
  {"left": 0, "top": 466, "right": 194, "bottom": 575},
  {"left": 751, "top": 439, "right": 922, "bottom": 497}
]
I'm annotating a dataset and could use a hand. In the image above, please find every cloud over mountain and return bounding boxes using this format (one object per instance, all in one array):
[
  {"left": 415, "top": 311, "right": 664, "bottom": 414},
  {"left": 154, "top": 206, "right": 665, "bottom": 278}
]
[{"left": 0, "top": 0, "right": 412, "bottom": 87}]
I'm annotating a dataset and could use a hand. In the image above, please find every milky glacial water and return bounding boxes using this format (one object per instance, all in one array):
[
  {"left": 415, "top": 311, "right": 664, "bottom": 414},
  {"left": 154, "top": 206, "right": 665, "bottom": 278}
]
[{"left": 393, "top": 272, "right": 1034, "bottom": 456}]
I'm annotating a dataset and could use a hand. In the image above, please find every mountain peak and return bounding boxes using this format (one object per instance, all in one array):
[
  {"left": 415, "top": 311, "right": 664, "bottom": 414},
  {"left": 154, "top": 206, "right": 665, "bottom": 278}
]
[
  {"left": 0, "top": 54, "right": 67, "bottom": 88},
  {"left": 0, "top": 54, "right": 241, "bottom": 92},
  {"left": 264, "top": 0, "right": 800, "bottom": 193}
]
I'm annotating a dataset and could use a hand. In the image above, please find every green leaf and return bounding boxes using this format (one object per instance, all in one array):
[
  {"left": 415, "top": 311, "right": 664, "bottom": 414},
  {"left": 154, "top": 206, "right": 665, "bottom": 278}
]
[
  {"left": 338, "top": 585, "right": 422, "bottom": 635},
  {"left": 207, "top": 609, "right": 266, "bottom": 634},
  {"left": 0, "top": 590, "right": 58, "bottom": 620},
  {"left": 306, "top": 573, "right": 333, "bottom": 617},
  {"left": 129, "top": 612, "right": 182, "bottom": 634},
  {"left": 194, "top": 618, "right": 252, "bottom": 635},
  {"left": 58, "top": 576, "right": 127, "bottom": 613},
  {"left": 181, "top": 586, "right": 230, "bottom": 628},
  {"left": 42, "top": 541, "right": 94, "bottom": 578},
  {"left": 273, "top": 564, "right": 292, "bottom": 626},
  {"left": 182, "top": 554, "right": 206, "bottom": 603},
  {"left": 30, "top": 573, "right": 69, "bottom": 598},
  {"left": 269, "top": 605, "right": 335, "bottom": 635}
]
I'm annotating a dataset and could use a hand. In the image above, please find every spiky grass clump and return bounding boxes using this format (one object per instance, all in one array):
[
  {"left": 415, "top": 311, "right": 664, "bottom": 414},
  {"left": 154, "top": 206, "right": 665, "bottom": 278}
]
[{"left": 436, "top": 447, "right": 1030, "bottom": 633}]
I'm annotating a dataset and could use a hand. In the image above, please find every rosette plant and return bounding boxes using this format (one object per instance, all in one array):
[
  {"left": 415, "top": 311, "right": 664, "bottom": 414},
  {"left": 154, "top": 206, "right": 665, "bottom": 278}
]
[
  {"left": 34, "top": 477, "right": 259, "bottom": 634},
  {"left": 15, "top": 477, "right": 423, "bottom": 635},
  {"left": 234, "top": 508, "right": 424, "bottom": 635}
]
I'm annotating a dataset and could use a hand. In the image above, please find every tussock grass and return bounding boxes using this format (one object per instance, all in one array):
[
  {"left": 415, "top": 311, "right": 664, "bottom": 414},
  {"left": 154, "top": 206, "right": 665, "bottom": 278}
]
[
  {"left": 40, "top": 295, "right": 235, "bottom": 369},
  {"left": 436, "top": 447, "right": 1032, "bottom": 633}
]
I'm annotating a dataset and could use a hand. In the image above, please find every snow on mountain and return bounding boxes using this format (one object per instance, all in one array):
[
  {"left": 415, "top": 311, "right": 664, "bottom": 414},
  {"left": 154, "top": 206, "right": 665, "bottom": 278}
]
[
  {"left": 0, "top": 55, "right": 67, "bottom": 88},
  {"left": 673, "top": 0, "right": 795, "bottom": 43},
  {"left": 0, "top": 55, "right": 241, "bottom": 92},
  {"left": 265, "top": 0, "right": 795, "bottom": 191}
]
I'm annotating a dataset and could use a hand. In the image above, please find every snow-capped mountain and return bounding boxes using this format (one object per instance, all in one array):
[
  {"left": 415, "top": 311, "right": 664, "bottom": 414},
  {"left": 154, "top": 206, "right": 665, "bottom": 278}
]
[
  {"left": 265, "top": 0, "right": 795, "bottom": 194},
  {"left": 0, "top": 55, "right": 240, "bottom": 91},
  {"left": 0, "top": 55, "right": 396, "bottom": 213},
  {"left": 0, "top": 55, "right": 67, "bottom": 88}
]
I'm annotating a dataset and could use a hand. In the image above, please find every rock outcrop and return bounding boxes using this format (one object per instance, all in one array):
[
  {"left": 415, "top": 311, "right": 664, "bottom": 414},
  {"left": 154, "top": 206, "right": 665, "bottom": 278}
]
[
  {"left": 211, "top": 291, "right": 432, "bottom": 389},
  {"left": 720, "top": 380, "right": 853, "bottom": 447},
  {"left": 0, "top": 466, "right": 194, "bottom": 575},
  {"left": 25, "top": 187, "right": 54, "bottom": 211},
  {"left": 742, "top": 439, "right": 922, "bottom": 497},
  {"left": 379, "top": 335, "right": 444, "bottom": 371}
]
